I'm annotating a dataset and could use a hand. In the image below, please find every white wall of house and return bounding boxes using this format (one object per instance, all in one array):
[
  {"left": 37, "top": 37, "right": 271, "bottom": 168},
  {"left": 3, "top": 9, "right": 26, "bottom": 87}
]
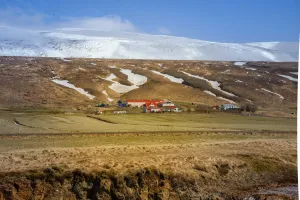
[
  {"left": 127, "top": 102, "right": 145, "bottom": 107},
  {"left": 162, "top": 103, "right": 175, "bottom": 107}
]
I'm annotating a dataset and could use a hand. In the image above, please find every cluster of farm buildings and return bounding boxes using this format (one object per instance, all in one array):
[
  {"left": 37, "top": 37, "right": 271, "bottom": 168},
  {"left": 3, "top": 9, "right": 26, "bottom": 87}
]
[
  {"left": 126, "top": 99, "right": 183, "bottom": 113},
  {"left": 96, "top": 99, "right": 239, "bottom": 114}
]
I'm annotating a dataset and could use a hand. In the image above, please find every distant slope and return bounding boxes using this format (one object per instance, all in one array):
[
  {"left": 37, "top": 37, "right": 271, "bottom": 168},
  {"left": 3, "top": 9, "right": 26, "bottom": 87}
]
[
  {"left": 0, "top": 26, "right": 298, "bottom": 61},
  {"left": 246, "top": 42, "right": 299, "bottom": 61}
]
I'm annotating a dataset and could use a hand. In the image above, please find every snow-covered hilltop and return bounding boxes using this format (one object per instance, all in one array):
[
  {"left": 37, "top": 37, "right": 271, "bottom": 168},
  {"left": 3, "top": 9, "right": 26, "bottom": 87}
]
[{"left": 0, "top": 26, "right": 298, "bottom": 61}]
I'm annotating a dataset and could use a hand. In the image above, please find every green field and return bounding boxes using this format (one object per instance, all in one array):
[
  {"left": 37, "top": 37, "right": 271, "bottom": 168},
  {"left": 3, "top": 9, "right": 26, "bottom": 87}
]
[{"left": 0, "top": 110, "right": 296, "bottom": 134}]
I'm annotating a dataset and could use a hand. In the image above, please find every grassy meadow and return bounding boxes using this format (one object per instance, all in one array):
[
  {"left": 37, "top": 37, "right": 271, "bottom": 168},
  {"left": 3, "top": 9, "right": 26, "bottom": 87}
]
[{"left": 0, "top": 110, "right": 297, "bottom": 134}]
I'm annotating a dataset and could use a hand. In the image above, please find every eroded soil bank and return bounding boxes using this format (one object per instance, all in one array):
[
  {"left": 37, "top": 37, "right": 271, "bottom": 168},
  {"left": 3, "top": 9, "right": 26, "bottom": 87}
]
[{"left": 0, "top": 166, "right": 297, "bottom": 200}]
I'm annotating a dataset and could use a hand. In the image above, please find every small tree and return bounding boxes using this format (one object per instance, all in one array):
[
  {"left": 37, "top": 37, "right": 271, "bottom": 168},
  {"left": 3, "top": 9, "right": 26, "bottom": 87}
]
[{"left": 241, "top": 103, "right": 257, "bottom": 113}]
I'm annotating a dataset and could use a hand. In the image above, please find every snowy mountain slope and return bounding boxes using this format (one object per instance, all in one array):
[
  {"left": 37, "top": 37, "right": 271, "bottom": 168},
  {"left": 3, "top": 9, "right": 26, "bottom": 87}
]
[
  {"left": 0, "top": 26, "right": 298, "bottom": 61},
  {"left": 246, "top": 42, "right": 299, "bottom": 61}
]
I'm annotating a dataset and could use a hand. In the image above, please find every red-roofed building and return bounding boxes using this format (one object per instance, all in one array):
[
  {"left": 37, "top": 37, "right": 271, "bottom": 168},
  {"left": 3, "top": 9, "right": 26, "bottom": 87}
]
[{"left": 126, "top": 99, "right": 164, "bottom": 108}]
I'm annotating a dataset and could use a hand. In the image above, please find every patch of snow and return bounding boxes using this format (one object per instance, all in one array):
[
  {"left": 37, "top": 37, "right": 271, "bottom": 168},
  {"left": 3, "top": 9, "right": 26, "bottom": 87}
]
[
  {"left": 265, "top": 71, "right": 269, "bottom": 73},
  {"left": 61, "top": 58, "right": 72, "bottom": 62},
  {"left": 236, "top": 80, "right": 243, "bottom": 83},
  {"left": 217, "top": 97, "right": 236, "bottom": 104},
  {"left": 261, "top": 88, "right": 284, "bottom": 99},
  {"left": 246, "top": 99, "right": 252, "bottom": 102},
  {"left": 102, "top": 90, "right": 109, "bottom": 96},
  {"left": 234, "top": 62, "right": 246, "bottom": 66},
  {"left": 181, "top": 71, "right": 236, "bottom": 97},
  {"left": 221, "top": 69, "right": 230, "bottom": 73},
  {"left": 108, "top": 66, "right": 117, "bottom": 68},
  {"left": 102, "top": 90, "right": 114, "bottom": 102},
  {"left": 91, "top": 63, "right": 97, "bottom": 66},
  {"left": 120, "top": 69, "right": 147, "bottom": 85},
  {"left": 245, "top": 67, "right": 257, "bottom": 71},
  {"left": 103, "top": 73, "right": 139, "bottom": 93},
  {"left": 52, "top": 79, "right": 95, "bottom": 99},
  {"left": 104, "top": 73, "right": 117, "bottom": 82},
  {"left": 290, "top": 72, "right": 298, "bottom": 75},
  {"left": 109, "top": 83, "right": 138, "bottom": 93},
  {"left": 278, "top": 74, "right": 298, "bottom": 82},
  {"left": 152, "top": 70, "right": 184, "bottom": 83},
  {"left": 204, "top": 90, "right": 216, "bottom": 96},
  {"left": 78, "top": 67, "right": 86, "bottom": 71},
  {"left": 107, "top": 97, "right": 114, "bottom": 102}
]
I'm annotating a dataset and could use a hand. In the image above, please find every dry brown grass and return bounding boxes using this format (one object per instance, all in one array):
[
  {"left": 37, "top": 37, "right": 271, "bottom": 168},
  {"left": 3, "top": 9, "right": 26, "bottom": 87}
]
[{"left": 0, "top": 57, "right": 297, "bottom": 115}]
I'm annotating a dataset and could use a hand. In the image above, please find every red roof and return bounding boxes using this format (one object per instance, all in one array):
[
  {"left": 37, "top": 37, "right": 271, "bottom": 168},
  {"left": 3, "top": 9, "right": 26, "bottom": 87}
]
[{"left": 126, "top": 99, "right": 163, "bottom": 103}]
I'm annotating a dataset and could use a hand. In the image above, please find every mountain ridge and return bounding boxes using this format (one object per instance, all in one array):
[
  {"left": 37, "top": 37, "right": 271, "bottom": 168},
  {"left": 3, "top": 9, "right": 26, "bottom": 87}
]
[{"left": 0, "top": 26, "right": 298, "bottom": 61}]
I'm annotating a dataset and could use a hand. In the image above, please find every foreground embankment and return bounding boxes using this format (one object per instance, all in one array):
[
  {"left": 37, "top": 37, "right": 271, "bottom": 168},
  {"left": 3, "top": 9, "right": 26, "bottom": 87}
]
[
  {"left": 0, "top": 131, "right": 297, "bottom": 199},
  {"left": 0, "top": 166, "right": 297, "bottom": 200}
]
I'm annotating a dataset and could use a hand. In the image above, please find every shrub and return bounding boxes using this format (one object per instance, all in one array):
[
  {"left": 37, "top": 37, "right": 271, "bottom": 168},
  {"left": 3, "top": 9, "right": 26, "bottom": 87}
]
[{"left": 241, "top": 103, "right": 257, "bottom": 113}]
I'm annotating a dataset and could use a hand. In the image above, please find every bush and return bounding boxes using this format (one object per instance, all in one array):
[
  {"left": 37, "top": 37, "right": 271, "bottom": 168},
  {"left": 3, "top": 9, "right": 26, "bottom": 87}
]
[{"left": 241, "top": 103, "right": 257, "bottom": 113}]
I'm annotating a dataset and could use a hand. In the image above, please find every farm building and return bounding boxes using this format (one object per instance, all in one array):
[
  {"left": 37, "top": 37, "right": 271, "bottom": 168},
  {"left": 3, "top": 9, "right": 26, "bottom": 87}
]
[
  {"left": 221, "top": 104, "right": 240, "bottom": 111},
  {"left": 158, "top": 99, "right": 175, "bottom": 107},
  {"left": 113, "top": 111, "right": 127, "bottom": 114},
  {"left": 126, "top": 99, "right": 163, "bottom": 107},
  {"left": 132, "top": 99, "right": 183, "bottom": 113}
]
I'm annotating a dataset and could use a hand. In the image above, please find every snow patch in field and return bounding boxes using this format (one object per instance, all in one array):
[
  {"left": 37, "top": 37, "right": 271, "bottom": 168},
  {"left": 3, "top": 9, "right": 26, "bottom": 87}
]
[
  {"left": 236, "top": 80, "right": 243, "bottom": 83},
  {"left": 279, "top": 74, "right": 298, "bottom": 82},
  {"left": 52, "top": 79, "right": 95, "bottom": 99},
  {"left": 245, "top": 67, "right": 257, "bottom": 71},
  {"left": 217, "top": 97, "right": 236, "bottom": 104},
  {"left": 290, "top": 72, "right": 298, "bottom": 75},
  {"left": 107, "top": 97, "right": 114, "bottom": 102},
  {"left": 102, "top": 90, "right": 109, "bottom": 96},
  {"left": 120, "top": 69, "right": 147, "bottom": 85},
  {"left": 234, "top": 62, "right": 246, "bottom": 66},
  {"left": 108, "top": 66, "right": 117, "bottom": 68},
  {"left": 91, "top": 63, "right": 97, "bottom": 66},
  {"left": 104, "top": 73, "right": 117, "bottom": 82},
  {"left": 221, "top": 69, "right": 230, "bottom": 73},
  {"left": 181, "top": 71, "right": 236, "bottom": 97},
  {"left": 78, "top": 67, "right": 86, "bottom": 71},
  {"left": 261, "top": 88, "right": 284, "bottom": 99},
  {"left": 204, "top": 90, "right": 216, "bottom": 96},
  {"left": 61, "top": 58, "right": 72, "bottom": 62},
  {"left": 103, "top": 73, "right": 139, "bottom": 93},
  {"left": 152, "top": 70, "right": 184, "bottom": 83},
  {"left": 109, "top": 83, "right": 138, "bottom": 93},
  {"left": 102, "top": 90, "right": 114, "bottom": 102}
]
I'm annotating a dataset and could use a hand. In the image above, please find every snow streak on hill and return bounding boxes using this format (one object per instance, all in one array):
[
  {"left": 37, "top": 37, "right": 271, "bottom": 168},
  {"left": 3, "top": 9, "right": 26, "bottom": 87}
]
[{"left": 0, "top": 26, "right": 298, "bottom": 61}]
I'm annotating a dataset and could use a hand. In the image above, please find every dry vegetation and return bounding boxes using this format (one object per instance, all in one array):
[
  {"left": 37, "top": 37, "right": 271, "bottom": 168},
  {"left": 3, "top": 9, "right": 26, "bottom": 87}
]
[
  {"left": 0, "top": 111, "right": 297, "bottom": 134},
  {"left": 0, "top": 57, "right": 298, "bottom": 199},
  {"left": 0, "top": 57, "right": 297, "bottom": 117},
  {"left": 0, "top": 132, "right": 297, "bottom": 199}
]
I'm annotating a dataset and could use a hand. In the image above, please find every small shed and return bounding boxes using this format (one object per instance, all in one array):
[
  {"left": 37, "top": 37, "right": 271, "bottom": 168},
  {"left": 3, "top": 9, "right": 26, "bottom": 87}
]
[{"left": 221, "top": 104, "right": 239, "bottom": 111}]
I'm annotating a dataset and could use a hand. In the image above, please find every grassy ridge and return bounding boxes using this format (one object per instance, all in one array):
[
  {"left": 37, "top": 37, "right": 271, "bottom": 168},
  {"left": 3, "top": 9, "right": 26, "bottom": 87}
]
[{"left": 0, "top": 111, "right": 296, "bottom": 134}]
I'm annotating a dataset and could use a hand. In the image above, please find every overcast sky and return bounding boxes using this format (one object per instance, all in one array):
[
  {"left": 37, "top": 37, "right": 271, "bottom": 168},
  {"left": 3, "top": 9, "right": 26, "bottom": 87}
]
[{"left": 0, "top": 0, "right": 299, "bottom": 42}]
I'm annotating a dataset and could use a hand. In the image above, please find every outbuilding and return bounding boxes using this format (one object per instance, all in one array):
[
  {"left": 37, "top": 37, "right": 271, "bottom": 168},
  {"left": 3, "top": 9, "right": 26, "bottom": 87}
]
[{"left": 221, "top": 104, "right": 239, "bottom": 111}]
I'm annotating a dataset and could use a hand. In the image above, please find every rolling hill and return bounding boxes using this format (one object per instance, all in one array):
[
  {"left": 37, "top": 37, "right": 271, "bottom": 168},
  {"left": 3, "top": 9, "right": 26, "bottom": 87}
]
[{"left": 0, "top": 56, "right": 297, "bottom": 117}]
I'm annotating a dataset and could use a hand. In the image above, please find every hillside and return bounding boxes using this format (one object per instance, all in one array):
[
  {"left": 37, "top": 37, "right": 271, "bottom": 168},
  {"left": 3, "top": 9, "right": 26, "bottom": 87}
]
[
  {"left": 0, "top": 27, "right": 298, "bottom": 61},
  {"left": 0, "top": 57, "right": 297, "bottom": 117}
]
